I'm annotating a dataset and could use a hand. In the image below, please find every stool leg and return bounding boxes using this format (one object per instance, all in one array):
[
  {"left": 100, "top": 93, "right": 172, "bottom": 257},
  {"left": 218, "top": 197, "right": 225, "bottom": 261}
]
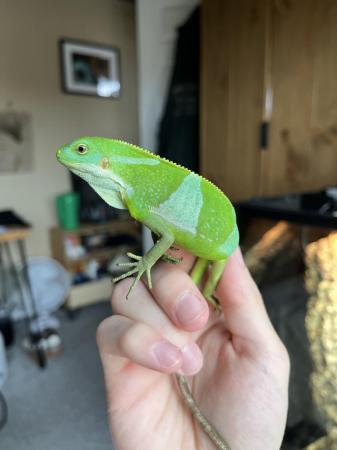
[
  {"left": 17, "top": 239, "right": 47, "bottom": 369},
  {"left": 0, "top": 244, "right": 7, "bottom": 309},
  {"left": 16, "top": 240, "right": 39, "bottom": 319},
  {"left": 3, "top": 242, "right": 28, "bottom": 317}
]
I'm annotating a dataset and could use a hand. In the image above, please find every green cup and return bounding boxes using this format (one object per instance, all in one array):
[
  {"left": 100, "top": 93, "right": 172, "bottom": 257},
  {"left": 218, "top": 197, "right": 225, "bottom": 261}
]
[{"left": 56, "top": 192, "right": 80, "bottom": 230}]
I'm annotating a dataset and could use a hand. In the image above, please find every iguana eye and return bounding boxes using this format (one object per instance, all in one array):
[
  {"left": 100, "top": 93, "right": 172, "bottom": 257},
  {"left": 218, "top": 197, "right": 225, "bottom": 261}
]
[{"left": 77, "top": 144, "right": 87, "bottom": 154}]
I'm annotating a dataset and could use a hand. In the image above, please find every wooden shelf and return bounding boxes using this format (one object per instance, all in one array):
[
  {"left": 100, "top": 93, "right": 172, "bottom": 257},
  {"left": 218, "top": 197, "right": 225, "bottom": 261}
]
[
  {"left": 57, "top": 218, "right": 140, "bottom": 237},
  {"left": 64, "top": 245, "right": 139, "bottom": 271},
  {"left": 67, "top": 277, "right": 114, "bottom": 310},
  {"left": 49, "top": 219, "right": 141, "bottom": 310}
]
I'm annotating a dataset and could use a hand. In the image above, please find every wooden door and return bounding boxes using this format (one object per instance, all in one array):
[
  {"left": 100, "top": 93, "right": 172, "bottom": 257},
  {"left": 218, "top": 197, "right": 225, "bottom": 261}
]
[
  {"left": 201, "top": 0, "right": 267, "bottom": 201},
  {"left": 263, "top": 0, "right": 337, "bottom": 196},
  {"left": 202, "top": 0, "right": 337, "bottom": 200},
  {"left": 309, "top": 1, "right": 337, "bottom": 190}
]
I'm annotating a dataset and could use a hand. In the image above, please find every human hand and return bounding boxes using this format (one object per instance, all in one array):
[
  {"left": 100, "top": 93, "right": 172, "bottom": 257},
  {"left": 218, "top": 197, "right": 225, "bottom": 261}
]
[{"left": 97, "top": 248, "right": 290, "bottom": 450}]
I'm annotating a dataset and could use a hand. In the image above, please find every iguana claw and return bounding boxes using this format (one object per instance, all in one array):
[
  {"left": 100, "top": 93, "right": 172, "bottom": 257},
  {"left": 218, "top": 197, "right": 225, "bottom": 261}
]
[{"left": 113, "top": 253, "right": 153, "bottom": 298}]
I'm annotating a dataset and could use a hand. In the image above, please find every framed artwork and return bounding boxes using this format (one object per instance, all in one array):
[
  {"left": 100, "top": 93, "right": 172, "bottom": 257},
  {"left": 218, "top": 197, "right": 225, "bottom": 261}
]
[{"left": 59, "top": 39, "right": 121, "bottom": 99}]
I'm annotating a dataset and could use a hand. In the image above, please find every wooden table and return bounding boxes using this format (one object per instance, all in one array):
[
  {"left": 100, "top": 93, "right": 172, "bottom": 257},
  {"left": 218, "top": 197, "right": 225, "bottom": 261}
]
[{"left": 0, "top": 227, "right": 31, "bottom": 243}]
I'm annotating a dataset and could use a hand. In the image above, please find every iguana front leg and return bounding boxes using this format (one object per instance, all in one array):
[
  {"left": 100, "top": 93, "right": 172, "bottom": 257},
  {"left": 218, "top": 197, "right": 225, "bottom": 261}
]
[
  {"left": 113, "top": 220, "right": 174, "bottom": 298},
  {"left": 151, "top": 231, "right": 182, "bottom": 264}
]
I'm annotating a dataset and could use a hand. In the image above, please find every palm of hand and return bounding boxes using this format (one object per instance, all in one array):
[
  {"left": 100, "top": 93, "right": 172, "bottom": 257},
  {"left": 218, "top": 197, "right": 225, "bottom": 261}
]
[{"left": 104, "top": 318, "right": 287, "bottom": 450}]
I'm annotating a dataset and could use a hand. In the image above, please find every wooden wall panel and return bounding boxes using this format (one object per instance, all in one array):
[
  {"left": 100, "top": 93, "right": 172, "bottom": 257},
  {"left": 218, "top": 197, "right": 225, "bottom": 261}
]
[
  {"left": 264, "top": 0, "right": 316, "bottom": 195},
  {"left": 264, "top": 0, "right": 337, "bottom": 195},
  {"left": 202, "top": 0, "right": 337, "bottom": 199},
  {"left": 201, "top": 0, "right": 266, "bottom": 201},
  {"left": 310, "top": 1, "right": 337, "bottom": 188},
  {"left": 201, "top": 0, "right": 230, "bottom": 192}
]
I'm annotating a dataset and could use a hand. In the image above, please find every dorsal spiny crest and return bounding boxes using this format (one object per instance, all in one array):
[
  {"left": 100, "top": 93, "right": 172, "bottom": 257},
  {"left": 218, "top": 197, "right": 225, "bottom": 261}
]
[{"left": 114, "top": 140, "right": 226, "bottom": 197}]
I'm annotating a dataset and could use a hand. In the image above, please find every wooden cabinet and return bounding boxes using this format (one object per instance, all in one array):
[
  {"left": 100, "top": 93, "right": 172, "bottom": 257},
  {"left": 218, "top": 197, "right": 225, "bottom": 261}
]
[
  {"left": 49, "top": 219, "right": 141, "bottom": 310},
  {"left": 202, "top": 0, "right": 337, "bottom": 201}
]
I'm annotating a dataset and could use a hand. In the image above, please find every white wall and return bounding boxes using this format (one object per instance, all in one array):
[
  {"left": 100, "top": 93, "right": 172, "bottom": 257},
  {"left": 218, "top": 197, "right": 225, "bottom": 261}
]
[
  {"left": 0, "top": 0, "right": 138, "bottom": 256},
  {"left": 136, "top": 0, "right": 199, "bottom": 152},
  {"left": 136, "top": 0, "right": 199, "bottom": 251}
]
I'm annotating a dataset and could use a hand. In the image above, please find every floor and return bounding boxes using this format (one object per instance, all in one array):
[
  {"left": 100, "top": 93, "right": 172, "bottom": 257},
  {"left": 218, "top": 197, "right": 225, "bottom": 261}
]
[{"left": 1, "top": 302, "right": 114, "bottom": 450}]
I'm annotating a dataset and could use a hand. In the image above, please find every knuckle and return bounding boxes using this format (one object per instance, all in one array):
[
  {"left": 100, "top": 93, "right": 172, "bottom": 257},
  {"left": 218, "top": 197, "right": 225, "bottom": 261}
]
[
  {"left": 96, "top": 316, "right": 122, "bottom": 351},
  {"left": 96, "top": 317, "right": 110, "bottom": 347},
  {"left": 119, "top": 321, "right": 147, "bottom": 353},
  {"left": 154, "top": 267, "right": 194, "bottom": 300}
]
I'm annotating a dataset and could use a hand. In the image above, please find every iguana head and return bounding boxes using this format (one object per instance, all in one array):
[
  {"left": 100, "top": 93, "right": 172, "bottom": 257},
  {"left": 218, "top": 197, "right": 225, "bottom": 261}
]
[
  {"left": 57, "top": 136, "right": 110, "bottom": 174},
  {"left": 56, "top": 136, "right": 127, "bottom": 209}
]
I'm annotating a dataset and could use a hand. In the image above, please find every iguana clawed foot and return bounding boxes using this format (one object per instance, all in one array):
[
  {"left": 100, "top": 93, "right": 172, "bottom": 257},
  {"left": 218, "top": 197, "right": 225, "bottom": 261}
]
[
  {"left": 113, "top": 249, "right": 183, "bottom": 298},
  {"left": 113, "top": 252, "right": 154, "bottom": 298},
  {"left": 204, "top": 294, "right": 222, "bottom": 315}
]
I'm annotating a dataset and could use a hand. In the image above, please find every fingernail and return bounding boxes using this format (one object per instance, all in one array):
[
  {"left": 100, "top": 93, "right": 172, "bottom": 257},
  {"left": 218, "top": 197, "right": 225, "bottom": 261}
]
[
  {"left": 175, "top": 291, "right": 206, "bottom": 325},
  {"left": 180, "top": 342, "right": 203, "bottom": 375},
  {"left": 152, "top": 341, "right": 182, "bottom": 369}
]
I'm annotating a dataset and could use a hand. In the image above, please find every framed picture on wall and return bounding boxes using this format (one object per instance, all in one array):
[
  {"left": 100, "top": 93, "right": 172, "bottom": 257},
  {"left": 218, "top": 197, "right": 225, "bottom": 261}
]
[{"left": 59, "top": 39, "right": 121, "bottom": 99}]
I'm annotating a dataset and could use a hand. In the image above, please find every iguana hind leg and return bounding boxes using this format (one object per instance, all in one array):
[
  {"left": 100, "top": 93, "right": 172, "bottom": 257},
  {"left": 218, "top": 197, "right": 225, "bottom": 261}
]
[
  {"left": 203, "top": 259, "right": 227, "bottom": 314},
  {"left": 190, "top": 258, "right": 226, "bottom": 314}
]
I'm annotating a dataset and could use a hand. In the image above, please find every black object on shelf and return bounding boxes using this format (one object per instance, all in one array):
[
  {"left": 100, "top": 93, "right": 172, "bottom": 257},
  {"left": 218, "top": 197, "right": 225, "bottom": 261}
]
[
  {"left": 105, "top": 234, "right": 139, "bottom": 248},
  {"left": 0, "top": 210, "right": 31, "bottom": 228},
  {"left": 235, "top": 188, "right": 337, "bottom": 229},
  {"left": 71, "top": 173, "right": 119, "bottom": 223}
]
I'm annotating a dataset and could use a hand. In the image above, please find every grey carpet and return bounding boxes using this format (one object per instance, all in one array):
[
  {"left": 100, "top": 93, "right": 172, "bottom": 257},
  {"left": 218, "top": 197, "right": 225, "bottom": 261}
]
[{"left": 1, "top": 301, "right": 114, "bottom": 450}]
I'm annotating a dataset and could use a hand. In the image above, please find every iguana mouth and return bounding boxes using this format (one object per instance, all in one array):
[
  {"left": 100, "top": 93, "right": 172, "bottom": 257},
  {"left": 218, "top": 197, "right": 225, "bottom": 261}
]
[
  {"left": 61, "top": 161, "right": 88, "bottom": 174},
  {"left": 65, "top": 161, "right": 126, "bottom": 195}
]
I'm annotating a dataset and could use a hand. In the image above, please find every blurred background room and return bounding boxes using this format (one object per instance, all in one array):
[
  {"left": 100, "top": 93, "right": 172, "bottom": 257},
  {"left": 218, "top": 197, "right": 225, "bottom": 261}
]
[{"left": 0, "top": 1, "right": 337, "bottom": 449}]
